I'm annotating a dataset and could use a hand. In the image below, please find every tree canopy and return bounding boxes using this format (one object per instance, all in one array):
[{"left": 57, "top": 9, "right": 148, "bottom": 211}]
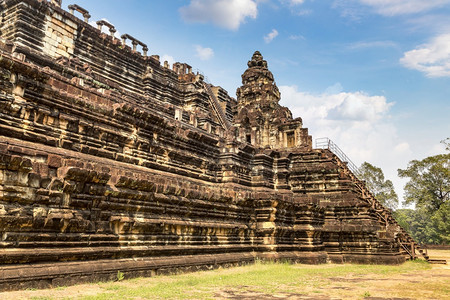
[
  {"left": 398, "top": 153, "right": 449, "bottom": 211},
  {"left": 396, "top": 147, "right": 450, "bottom": 245},
  {"left": 394, "top": 205, "right": 450, "bottom": 245},
  {"left": 358, "top": 162, "right": 398, "bottom": 210}
]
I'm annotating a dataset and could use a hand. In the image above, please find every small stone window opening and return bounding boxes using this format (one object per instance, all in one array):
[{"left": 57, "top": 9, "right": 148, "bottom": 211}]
[
  {"left": 287, "top": 132, "right": 295, "bottom": 147},
  {"left": 246, "top": 134, "right": 251, "bottom": 144}
]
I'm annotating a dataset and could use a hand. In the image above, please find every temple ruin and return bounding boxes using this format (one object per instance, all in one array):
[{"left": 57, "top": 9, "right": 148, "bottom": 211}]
[{"left": 0, "top": 0, "right": 427, "bottom": 291}]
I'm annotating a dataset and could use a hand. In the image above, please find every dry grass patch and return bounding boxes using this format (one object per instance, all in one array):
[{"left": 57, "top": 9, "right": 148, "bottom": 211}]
[{"left": 0, "top": 251, "right": 449, "bottom": 300}]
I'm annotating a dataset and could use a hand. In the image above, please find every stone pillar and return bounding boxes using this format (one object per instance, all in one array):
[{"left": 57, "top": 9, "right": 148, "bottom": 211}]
[
  {"left": 109, "top": 27, "right": 117, "bottom": 38},
  {"left": 132, "top": 40, "right": 138, "bottom": 52},
  {"left": 255, "top": 196, "right": 278, "bottom": 257}
]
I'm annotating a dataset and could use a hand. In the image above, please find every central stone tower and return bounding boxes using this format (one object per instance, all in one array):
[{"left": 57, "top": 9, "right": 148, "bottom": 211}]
[{"left": 235, "top": 51, "right": 311, "bottom": 150}]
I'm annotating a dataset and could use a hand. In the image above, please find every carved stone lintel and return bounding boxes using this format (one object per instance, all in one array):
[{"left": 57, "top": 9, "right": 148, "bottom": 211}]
[
  {"left": 120, "top": 34, "right": 148, "bottom": 56},
  {"left": 68, "top": 4, "right": 90, "bottom": 22},
  {"left": 96, "top": 20, "right": 117, "bottom": 38}
]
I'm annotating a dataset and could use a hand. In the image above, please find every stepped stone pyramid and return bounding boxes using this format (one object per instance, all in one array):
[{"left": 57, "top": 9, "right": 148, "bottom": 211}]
[{"left": 0, "top": 0, "right": 420, "bottom": 291}]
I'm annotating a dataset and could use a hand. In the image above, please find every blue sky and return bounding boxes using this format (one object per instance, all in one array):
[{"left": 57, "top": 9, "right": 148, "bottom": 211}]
[{"left": 71, "top": 0, "right": 449, "bottom": 204}]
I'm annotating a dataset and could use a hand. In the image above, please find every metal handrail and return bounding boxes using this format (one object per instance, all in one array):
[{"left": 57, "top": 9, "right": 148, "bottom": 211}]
[
  {"left": 203, "top": 82, "right": 232, "bottom": 130},
  {"left": 314, "top": 137, "right": 430, "bottom": 262},
  {"left": 194, "top": 69, "right": 230, "bottom": 129},
  {"left": 315, "top": 138, "right": 361, "bottom": 177},
  {"left": 194, "top": 68, "right": 210, "bottom": 84},
  {"left": 400, "top": 242, "right": 415, "bottom": 259}
]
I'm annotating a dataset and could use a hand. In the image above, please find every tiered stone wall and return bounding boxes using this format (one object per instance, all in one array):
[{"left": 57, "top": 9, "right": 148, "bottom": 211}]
[
  {"left": 287, "top": 150, "right": 404, "bottom": 264},
  {"left": 0, "top": 0, "right": 404, "bottom": 291}
]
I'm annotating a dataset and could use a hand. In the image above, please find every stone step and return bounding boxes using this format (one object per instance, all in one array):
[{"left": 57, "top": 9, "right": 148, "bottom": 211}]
[{"left": 428, "top": 259, "right": 447, "bottom": 264}]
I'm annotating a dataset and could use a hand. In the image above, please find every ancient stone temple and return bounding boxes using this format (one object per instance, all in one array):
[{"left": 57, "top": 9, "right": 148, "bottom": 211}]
[{"left": 0, "top": 0, "right": 421, "bottom": 291}]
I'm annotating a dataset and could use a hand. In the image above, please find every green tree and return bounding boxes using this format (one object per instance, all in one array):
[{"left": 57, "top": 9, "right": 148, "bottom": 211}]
[
  {"left": 394, "top": 205, "right": 450, "bottom": 245},
  {"left": 431, "top": 202, "right": 450, "bottom": 244},
  {"left": 398, "top": 154, "right": 449, "bottom": 211},
  {"left": 397, "top": 153, "right": 450, "bottom": 244},
  {"left": 393, "top": 209, "right": 413, "bottom": 233},
  {"left": 358, "top": 162, "right": 399, "bottom": 210}
]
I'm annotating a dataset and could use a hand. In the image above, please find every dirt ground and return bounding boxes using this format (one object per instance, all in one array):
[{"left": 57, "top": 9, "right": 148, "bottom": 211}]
[
  {"left": 0, "top": 250, "right": 449, "bottom": 300},
  {"left": 213, "top": 252, "right": 450, "bottom": 300}
]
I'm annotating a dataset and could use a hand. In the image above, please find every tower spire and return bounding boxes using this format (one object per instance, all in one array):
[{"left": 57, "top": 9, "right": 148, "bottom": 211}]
[
  {"left": 237, "top": 51, "right": 280, "bottom": 108},
  {"left": 234, "top": 51, "right": 310, "bottom": 150}
]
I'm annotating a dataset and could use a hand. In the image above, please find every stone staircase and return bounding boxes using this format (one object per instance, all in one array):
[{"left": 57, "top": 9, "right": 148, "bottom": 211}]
[
  {"left": 203, "top": 82, "right": 232, "bottom": 130},
  {"left": 316, "top": 138, "right": 447, "bottom": 264}
]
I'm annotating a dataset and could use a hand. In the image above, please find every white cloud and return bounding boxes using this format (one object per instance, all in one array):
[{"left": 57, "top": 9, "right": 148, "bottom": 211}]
[
  {"left": 180, "top": 0, "right": 258, "bottom": 30},
  {"left": 289, "top": 34, "right": 305, "bottom": 40},
  {"left": 281, "top": 0, "right": 305, "bottom": 5},
  {"left": 405, "top": 14, "right": 450, "bottom": 33},
  {"left": 295, "top": 9, "right": 312, "bottom": 16},
  {"left": 332, "top": 0, "right": 366, "bottom": 20},
  {"left": 400, "top": 33, "right": 450, "bottom": 77},
  {"left": 328, "top": 92, "right": 393, "bottom": 121},
  {"left": 279, "top": 84, "right": 411, "bottom": 200},
  {"left": 280, "top": 0, "right": 311, "bottom": 15},
  {"left": 264, "top": 29, "right": 279, "bottom": 43},
  {"left": 427, "top": 142, "right": 447, "bottom": 156},
  {"left": 334, "top": 0, "right": 450, "bottom": 20},
  {"left": 357, "top": 0, "right": 450, "bottom": 16},
  {"left": 279, "top": 84, "right": 393, "bottom": 133},
  {"left": 195, "top": 45, "right": 214, "bottom": 61},
  {"left": 394, "top": 142, "right": 411, "bottom": 155},
  {"left": 347, "top": 40, "right": 398, "bottom": 50},
  {"left": 324, "top": 82, "right": 343, "bottom": 94}
]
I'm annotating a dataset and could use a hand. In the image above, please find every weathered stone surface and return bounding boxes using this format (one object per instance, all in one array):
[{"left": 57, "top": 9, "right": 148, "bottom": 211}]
[
  {"left": 0, "top": 0, "right": 407, "bottom": 291},
  {"left": 235, "top": 51, "right": 311, "bottom": 150}
]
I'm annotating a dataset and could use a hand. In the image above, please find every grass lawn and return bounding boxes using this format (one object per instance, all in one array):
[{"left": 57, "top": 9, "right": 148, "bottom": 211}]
[{"left": 1, "top": 250, "right": 449, "bottom": 299}]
